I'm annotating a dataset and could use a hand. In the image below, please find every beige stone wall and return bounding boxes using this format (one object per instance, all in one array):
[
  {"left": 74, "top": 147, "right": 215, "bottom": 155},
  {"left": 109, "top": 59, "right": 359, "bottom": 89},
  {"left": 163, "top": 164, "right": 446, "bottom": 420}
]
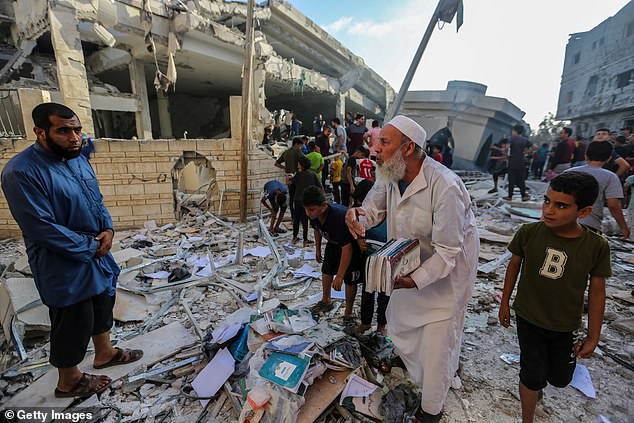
[{"left": 0, "top": 137, "right": 284, "bottom": 239}]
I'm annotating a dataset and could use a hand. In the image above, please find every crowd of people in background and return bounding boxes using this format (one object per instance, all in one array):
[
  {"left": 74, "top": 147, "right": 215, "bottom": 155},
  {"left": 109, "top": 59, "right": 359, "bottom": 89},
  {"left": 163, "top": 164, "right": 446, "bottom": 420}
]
[{"left": 486, "top": 125, "right": 634, "bottom": 241}]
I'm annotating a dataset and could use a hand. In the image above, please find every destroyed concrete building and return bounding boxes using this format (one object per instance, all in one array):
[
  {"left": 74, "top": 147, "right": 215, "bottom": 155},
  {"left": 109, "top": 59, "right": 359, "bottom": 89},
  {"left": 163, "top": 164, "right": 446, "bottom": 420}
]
[
  {"left": 0, "top": 0, "right": 394, "bottom": 139},
  {"left": 0, "top": 0, "right": 395, "bottom": 237},
  {"left": 401, "top": 81, "right": 528, "bottom": 170},
  {"left": 556, "top": 1, "right": 634, "bottom": 136}
]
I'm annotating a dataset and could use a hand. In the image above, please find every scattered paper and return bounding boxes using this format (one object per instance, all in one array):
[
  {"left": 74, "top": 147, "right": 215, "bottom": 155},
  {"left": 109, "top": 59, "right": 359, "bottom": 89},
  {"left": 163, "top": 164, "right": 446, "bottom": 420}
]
[
  {"left": 188, "top": 255, "right": 210, "bottom": 268},
  {"left": 499, "top": 353, "right": 520, "bottom": 364},
  {"left": 304, "top": 251, "right": 317, "bottom": 260},
  {"left": 144, "top": 271, "right": 171, "bottom": 279},
  {"left": 244, "top": 246, "right": 272, "bottom": 258},
  {"left": 286, "top": 249, "right": 302, "bottom": 260},
  {"left": 244, "top": 291, "right": 267, "bottom": 302},
  {"left": 599, "top": 416, "right": 614, "bottom": 423},
  {"left": 196, "top": 264, "right": 214, "bottom": 277},
  {"left": 570, "top": 364, "right": 596, "bottom": 398},
  {"left": 212, "top": 322, "right": 243, "bottom": 344},
  {"left": 340, "top": 374, "right": 379, "bottom": 404},
  {"left": 293, "top": 264, "right": 322, "bottom": 279},
  {"left": 288, "top": 311, "right": 318, "bottom": 332},
  {"left": 192, "top": 348, "right": 235, "bottom": 407},
  {"left": 308, "top": 289, "right": 346, "bottom": 302}
]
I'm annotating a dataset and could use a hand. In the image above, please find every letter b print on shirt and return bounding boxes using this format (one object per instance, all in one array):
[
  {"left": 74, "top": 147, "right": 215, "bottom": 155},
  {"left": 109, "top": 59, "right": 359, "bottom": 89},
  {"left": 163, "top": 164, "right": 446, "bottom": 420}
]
[{"left": 539, "top": 248, "right": 568, "bottom": 279}]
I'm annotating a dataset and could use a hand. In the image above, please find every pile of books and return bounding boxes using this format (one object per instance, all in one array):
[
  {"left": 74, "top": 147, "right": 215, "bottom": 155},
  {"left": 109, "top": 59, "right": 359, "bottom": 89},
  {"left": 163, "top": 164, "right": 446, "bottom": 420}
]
[{"left": 364, "top": 238, "right": 420, "bottom": 295}]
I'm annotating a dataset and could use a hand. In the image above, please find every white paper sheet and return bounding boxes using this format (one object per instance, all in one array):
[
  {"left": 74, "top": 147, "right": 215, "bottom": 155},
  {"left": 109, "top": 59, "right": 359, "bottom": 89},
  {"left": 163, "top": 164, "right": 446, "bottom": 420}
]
[
  {"left": 144, "top": 271, "right": 171, "bottom": 279},
  {"left": 292, "top": 263, "right": 321, "bottom": 279},
  {"left": 211, "top": 322, "right": 243, "bottom": 344},
  {"left": 286, "top": 249, "right": 302, "bottom": 260},
  {"left": 340, "top": 374, "right": 379, "bottom": 404},
  {"left": 304, "top": 251, "right": 317, "bottom": 260},
  {"left": 308, "top": 288, "right": 346, "bottom": 301},
  {"left": 244, "top": 291, "right": 267, "bottom": 302},
  {"left": 192, "top": 348, "right": 235, "bottom": 407},
  {"left": 570, "top": 364, "right": 596, "bottom": 398},
  {"left": 244, "top": 246, "right": 272, "bottom": 258}
]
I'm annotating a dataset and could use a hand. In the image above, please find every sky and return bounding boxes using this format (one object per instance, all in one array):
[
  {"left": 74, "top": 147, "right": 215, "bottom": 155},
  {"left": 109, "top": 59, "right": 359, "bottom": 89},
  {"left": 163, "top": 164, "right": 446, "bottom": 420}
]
[{"left": 285, "top": 0, "right": 631, "bottom": 129}]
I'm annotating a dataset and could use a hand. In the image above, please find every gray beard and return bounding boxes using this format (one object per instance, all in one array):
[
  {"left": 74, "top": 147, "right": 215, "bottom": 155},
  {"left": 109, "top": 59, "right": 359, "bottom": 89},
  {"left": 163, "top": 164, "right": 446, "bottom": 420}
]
[{"left": 376, "top": 151, "right": 407, "bottom": 184}]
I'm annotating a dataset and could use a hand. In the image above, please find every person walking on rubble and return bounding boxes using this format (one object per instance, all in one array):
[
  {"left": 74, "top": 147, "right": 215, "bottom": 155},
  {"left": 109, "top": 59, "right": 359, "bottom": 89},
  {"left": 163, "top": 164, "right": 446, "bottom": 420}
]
[
  {"left": 499, "top": 172, "right": 611, "bottom": 423},
  {"left": 503, "top": 124, "right": 535, "bottom": 202},
  {"left": 487, "top": 138, "right": 509, "bottom": 194},
  {"left": 275, "top": 137, "right": 305, "bottom": 218},
  {"left": 1, "top": 103, "right": 143, "bottom": 399},
  {"left": 345, "top": 115, "right": 479, "bottom": 423}
]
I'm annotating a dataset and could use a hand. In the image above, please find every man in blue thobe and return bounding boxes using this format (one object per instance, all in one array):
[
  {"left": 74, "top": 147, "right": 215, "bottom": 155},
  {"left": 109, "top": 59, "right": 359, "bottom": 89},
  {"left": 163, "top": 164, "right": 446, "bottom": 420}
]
[{"left": 2, "top": 103, "right": 143, "bottom": 398}]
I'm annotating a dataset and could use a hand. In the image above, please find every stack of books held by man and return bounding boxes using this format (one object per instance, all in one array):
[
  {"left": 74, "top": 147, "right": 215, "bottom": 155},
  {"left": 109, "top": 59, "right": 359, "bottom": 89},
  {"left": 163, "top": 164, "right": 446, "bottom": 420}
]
[{"left": 364, "top": 238, "right": 421, "bottom": 296}]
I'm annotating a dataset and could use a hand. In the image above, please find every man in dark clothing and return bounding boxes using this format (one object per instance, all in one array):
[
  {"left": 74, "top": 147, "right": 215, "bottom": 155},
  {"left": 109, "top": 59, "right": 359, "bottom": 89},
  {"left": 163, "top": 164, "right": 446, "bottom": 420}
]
[
  {"left": 488, "top": 139, "right": 510, "bottom": 193},
  {"left": 1, "top": 103, "right": 143, "bottom": 399},
  {"left": 572, "top": 136, "right": 587, "bottom": 167},
  {"left": 346, "top": 114, "right": 368, "bottom": 153},
  {"left": 549, "top": 127, "right": 575, "bottom": 174},
  {"left": 261, "top": 180, "right": 288, "bottom": 234},
  {"left": 292, "top": 156, "right": 322, "bottom": 246},
  {"left": 615, "top": 136, "right": 634, "bottom": 158},
  {"left": 313, "top": 114, "right": 324, "bottom": 136},
  {"left": 532, "top": 143, "right": 549, "bottom": 179},
  {"left": 503, "top": 125, "right": 534, "bottom": 202},
  {"left": 316, "top": 126, "right": 332, "bottom": 188},
  {"left": 275, "top": 137, "right": 305, "bottom": 217},
  {"left": 340, "top": 150, "right": 360, "bottom": 207}
]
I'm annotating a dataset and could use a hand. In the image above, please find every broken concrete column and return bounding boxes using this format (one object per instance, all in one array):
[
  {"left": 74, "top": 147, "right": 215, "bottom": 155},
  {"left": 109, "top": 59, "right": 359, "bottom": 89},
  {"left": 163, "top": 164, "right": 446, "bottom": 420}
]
[
  {"left": 336, "top": 92, "right": 346, "bottom": 121},
  {"left": 230, "top": 96, "right": 242, "bottom": 141},
  {"left": 129, "top": 59, "right": 153, "bottom": 139},
  {"left": 48, "top": 2, "right": 94, "bottom": 135},
  {"left": 17, "top": 89, "right": 51, "bottom": 140},
  {"left": 157, "top": 90, "right": 173, "bottom": 138}
]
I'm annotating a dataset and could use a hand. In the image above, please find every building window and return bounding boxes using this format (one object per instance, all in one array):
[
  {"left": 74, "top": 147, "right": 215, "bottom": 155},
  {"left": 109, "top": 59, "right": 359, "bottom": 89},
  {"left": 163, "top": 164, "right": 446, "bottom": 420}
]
[
  {"left": 565, "top": 91, "right": 574, "bottom": 104},
  {"left": 586, "top": 75, "right": 599, "bottom": 97},
  {"left": 626, "top": 21, "right": 634, "bottom": 37},
  {"left": 616, "top": 69, "right": 634, "bottom": 88},
  {"left": 573, "top": 52, "right": 581, "bottom": 64},
  {"left": 624, "top": 117, "right": 634, "bottom": 128}
]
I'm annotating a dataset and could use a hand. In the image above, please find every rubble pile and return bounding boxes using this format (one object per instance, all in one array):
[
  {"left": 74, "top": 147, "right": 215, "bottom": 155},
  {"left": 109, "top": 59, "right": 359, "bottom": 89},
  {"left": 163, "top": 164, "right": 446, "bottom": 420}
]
[{"left": 0, "top": 175, "right": 632, "bottom": 422}]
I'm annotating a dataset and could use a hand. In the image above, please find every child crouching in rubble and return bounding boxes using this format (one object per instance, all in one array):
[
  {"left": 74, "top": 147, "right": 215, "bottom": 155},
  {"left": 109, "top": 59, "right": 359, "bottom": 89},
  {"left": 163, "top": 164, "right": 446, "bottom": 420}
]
[
  {"left": 498, "top": 171, "right": 611, "bottom": 423},
  {"left": 302, "top": 186, "right": 362, "bottom": 320}
]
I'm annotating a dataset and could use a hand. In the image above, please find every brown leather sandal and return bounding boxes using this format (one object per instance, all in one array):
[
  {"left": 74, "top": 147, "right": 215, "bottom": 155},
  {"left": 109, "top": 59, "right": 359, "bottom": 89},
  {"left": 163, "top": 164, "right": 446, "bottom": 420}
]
[
  {"left": 54, "top": 373, "right": 111, "bottom": 398},
  {"left": 94, "top": 347, "right": 144, "bottom": 369}
]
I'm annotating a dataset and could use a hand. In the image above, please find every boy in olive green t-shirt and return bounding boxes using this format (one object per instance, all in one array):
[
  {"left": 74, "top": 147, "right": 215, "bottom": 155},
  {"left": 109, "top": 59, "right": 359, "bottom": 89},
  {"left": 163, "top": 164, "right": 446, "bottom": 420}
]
[{"left": 498, "top": 172, "right": 611, "bottom": 423}]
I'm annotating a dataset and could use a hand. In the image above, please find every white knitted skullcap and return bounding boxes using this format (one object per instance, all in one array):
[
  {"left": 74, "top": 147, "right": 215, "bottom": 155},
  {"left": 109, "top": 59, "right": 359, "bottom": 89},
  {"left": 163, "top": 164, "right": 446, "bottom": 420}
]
[{"left": 386, "top": 115, "right": 427, "bottom": 147}]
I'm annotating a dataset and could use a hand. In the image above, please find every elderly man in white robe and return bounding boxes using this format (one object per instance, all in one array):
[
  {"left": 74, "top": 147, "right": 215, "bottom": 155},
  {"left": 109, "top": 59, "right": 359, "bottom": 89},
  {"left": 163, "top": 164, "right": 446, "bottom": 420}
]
[{"left": 345, "top": 115, "right": 479, "bottom": 422}]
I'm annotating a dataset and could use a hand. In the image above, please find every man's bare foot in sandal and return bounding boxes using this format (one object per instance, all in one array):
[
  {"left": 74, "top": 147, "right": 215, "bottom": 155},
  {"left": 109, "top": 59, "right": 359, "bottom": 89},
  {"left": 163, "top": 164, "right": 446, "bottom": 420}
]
[
  {"left": 94, "top": 347, "right": 144, "bottom": 369},
  {"left": 55, "top": 371, "right": 111, "bottom": 398}
]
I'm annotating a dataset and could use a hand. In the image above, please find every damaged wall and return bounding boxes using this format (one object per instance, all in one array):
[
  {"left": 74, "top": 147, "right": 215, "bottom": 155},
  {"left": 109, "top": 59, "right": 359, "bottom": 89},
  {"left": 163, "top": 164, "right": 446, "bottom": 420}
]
[
  {"left": 0, "top": 96, "right": 284, "bottom": 238},
  {"left": 0, "top": 136, "right": 283, "bottom": 238},
  {"left": 556, "top": 1, "right": 634, "bottom": 134}
]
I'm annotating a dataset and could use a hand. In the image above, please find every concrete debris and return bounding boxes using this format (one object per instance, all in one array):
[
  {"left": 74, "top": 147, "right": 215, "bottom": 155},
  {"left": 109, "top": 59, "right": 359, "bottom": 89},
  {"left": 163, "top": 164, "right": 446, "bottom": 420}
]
[
  {"left": 0, "top": 175, "right": 632, "bottom": 423},
  {"left": 0, "top": 278, "right": 49, "bottom": 342}
]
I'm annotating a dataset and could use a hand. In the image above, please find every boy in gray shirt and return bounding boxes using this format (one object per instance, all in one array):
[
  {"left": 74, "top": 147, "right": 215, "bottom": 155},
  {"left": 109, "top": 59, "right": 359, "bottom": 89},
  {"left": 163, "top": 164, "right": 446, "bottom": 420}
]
[{"left": 564, "top": 140, "right": 630, "bottom": 239}]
